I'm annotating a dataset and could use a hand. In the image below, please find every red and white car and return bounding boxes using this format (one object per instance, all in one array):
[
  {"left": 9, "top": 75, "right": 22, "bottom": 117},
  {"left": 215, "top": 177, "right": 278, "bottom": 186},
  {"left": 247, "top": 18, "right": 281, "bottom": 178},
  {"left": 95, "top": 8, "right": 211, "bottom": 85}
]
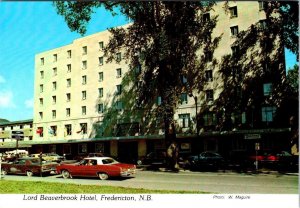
[{"left": 56, "top": 157, "right": 136, "bottom": 180}]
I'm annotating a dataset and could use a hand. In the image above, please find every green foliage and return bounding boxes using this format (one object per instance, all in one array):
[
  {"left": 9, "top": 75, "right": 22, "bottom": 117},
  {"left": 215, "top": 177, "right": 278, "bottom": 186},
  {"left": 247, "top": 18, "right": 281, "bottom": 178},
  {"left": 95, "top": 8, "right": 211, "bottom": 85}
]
[{"left": 286, "top": 64, "right": 299, "bottom": 94}]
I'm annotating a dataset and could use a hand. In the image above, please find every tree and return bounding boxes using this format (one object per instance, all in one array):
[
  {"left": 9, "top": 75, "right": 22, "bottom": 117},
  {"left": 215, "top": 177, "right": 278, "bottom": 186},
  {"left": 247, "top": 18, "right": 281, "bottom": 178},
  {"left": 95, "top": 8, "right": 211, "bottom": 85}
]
[{"left": 54, "top": 1, "right": 220, "bottom": 169}]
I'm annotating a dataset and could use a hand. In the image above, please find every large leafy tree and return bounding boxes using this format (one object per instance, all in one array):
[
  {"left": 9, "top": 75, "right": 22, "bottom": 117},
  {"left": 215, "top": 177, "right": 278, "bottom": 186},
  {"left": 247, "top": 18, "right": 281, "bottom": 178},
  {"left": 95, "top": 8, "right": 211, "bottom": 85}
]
[{"left": 54, "top": 1, "right": 219, "bottom": 168}]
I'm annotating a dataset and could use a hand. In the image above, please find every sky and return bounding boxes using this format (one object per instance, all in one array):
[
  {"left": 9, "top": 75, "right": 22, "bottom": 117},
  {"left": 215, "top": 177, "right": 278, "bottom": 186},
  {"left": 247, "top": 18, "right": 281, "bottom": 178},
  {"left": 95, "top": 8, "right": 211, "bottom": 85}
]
[{"left": 0, "top": 2, "right": 298, "bottom": 122}]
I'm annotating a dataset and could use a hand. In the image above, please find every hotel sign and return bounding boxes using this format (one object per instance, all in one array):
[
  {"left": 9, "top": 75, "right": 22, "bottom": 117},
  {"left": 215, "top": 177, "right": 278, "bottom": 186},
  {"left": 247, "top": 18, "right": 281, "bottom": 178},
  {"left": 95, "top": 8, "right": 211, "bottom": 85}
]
[{"left": 244, "top": 134, "right": 261, "bottom": 140}]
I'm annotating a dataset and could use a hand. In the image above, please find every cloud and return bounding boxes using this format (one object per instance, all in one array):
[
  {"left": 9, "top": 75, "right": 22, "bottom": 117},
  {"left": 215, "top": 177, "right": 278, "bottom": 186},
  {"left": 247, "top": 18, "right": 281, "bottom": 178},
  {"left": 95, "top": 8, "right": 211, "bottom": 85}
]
[
  {"left": 0, "top": 90, "right": 16, "bottom": 108},
  {"left": 0, "top": 75, "right": 5, "bottom": 84},
  {"left": 25, "top": 98, "right": 34, "bottom": 108}
]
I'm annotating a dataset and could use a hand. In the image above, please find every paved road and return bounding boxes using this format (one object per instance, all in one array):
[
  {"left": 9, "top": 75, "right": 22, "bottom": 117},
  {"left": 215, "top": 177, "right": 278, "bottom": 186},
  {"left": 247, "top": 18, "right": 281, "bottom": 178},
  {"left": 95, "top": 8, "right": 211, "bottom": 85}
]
[{"left": 1, "top": 170, "right": 298, "bottom": 194}]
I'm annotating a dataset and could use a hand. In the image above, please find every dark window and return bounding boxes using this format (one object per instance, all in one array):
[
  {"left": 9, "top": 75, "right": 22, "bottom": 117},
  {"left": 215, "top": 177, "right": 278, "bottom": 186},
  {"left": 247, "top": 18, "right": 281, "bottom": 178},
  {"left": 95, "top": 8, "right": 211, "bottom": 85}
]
[
  {"left": 178, "top": 114, "right": 190, "bottom": 128},
  {"left": 203, "top": 13, "right": 210, "bottom": 22},
  {"left": 229, "top": 6, "right": 238, "bottom": 18},
  {"left": 205, "top": 70, "right": 213, "bottom": 82},
  {"left": 206, "top": 90, "right": 214, "bottom": 101},
  {"left": 180, "top": 93, "right": 188, "bottom": 104},
  {"left": 230, "top": 26, "right": 239, "bottom": 36}
]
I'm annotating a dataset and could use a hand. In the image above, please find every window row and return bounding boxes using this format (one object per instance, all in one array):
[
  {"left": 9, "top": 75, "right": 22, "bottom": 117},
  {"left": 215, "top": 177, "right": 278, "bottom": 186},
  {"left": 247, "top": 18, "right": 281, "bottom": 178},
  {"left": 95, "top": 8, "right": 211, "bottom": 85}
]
[
  {"left": 39, "top": 72, "right": 122, "bottom": 92},
  {"left": 40, "top": 42, "right": 106, "bottom": 66},
  {"left": 40, "top": 67, "right": 122, "bottom": 82},
  {"left": 38, "top": 102, "right": 123, "bottom": 120},
  {"left": 36, "top": 123, "right": 88, "bottom": 137},
  {"left": 39, "top": 86, "right": 123, "bottom": 107}
]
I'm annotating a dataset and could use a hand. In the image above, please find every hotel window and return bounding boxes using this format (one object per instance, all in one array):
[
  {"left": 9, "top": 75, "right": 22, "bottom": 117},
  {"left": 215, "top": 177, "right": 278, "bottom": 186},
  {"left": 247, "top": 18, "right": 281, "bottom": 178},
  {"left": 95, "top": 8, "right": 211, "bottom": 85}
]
[
  {"left": 52, "top": 96, "right": 56, "bottom": 104},
  {"left": 66, "top": 93, "right": 71, "bottom": 102},
  {"left": 116, "top": 52, "right": 122, "bottom": 62},
  {"left": 82, "top": 75, "right": 87, "bottom": 85},
  {"left": 115, "top": 101, "right": 123, "bottom": 111},
  {"left": 40, "top": 84, "right": 43, "bottom": 93},
  {"left": 82, "top": 60, "right": 87, "bottom": 69},
  {"left": 80, "top": 123, "right": 87, "bottom": 134},
  {"left": 52, "top": 81, "right": 57, "bottom": 90},
  {"left": 82, "top": 91, "right": 86, "bottom": 100},
  {"left": 203, "top": 13, "right": 210, "bottom": 22},
  {"left": 67, "top": 64, "right": 71, "bottom": 73},
  {"left": 203, "top": 112, "right": 216, "bottom": 126},
  {"left": 258, "top": 1, "right": 265, "bottom": 11},
  {"left": 39, "top": 112, "right": 43, "bottom": 120},
  {"left": 230, "top": 26, "right": 239, "bottom": 36},
  {"left": 81, "top": 106, "right": 86, "bottom": 115},
  {"left": 116, "top": 85, "right": 122, "bottom": 95},
  {"left": 99, "top": 41, "right": 104, "bottom": 50},
  {"left": 50, "top": 126, "right": 57, "bottom": 136},
  {"left": 181, "top": 75, "right": 187, "bottom": 84},
  {"left": 98, "top": 57, "right": 103, "bottom": 66},
  {"left": 205, "top": 70, "right": 213, "bottom": 82},
  {"left": 40, "top": 58, "right": 44, "bottom": 65},
  {"left": 259, "top": 19, "right": 267, "bottom": 29},
  {"left": 67, "top": 78, "right": 71, "bottom": 87},
  {"left": 67, "top": 50, "right": 71, "bottom": 58},
  {"left": 53, "top": 67, "right": 57, "bottom": 76},
  {"left": 53, "top": 54, "right": 57, "bottom": 62},
  {"left": 37, "top": 127, "right": 43, "bottom": 137},
  {"left": 135, "top": 65, "right": 141, "bottom": 76},
  {"left": 116, "top": 68, "right": 122, "bottom": 78},
  {"left": 39, "top": 98, "right": 43, "bottom": 106},
  {"left": 66, "top": 108, "right": 70, "bottom": 117},
  {"left": 263, "top": 83, "right": 272, "bottom": 96},
  {"left": 40, "top": 71, "right": 44, "bottom": 79},
  {"left": 98, "top": 88, "right": 103, "bottom": 97},
  {"left": 98, "top": 103, "right": 104, "bottom": 113},
  {"left": 65, "top": 124, "right": 72, "bottom": 136},
  {"left": 205, "top": 51, "right": 213, "bottom": 62},
  {"left": 82, "top": 46, "right": 87, "bottom": 55},
  {"left": 262, "top": 106, "right": 276, "bottom": 122},
  {"left": 229, "top": 6, "right": 238, "bottom": 18},
  {"left": 52, "top": 110, "right": 56, "bottom": 119},
  {"left": 98, "top": 72, "right": 103, "bottom": 82},
  {"left": 157, "top": 96, "right": 162, "bottom": 106},
  {"left": 206, "top": 90, "right": 214, "bottom": 101},
  {"left": 20, "top": 125, "right": 23, "bottom": 129},
  {"left": 180, "top": 93, "right": 188, "bottom": 104},
  {"left": 178, "top": 114, "right": 190, "bottom": 128},
  {"left": 231, "top": 46, "right": 239, "bottom": 55}
]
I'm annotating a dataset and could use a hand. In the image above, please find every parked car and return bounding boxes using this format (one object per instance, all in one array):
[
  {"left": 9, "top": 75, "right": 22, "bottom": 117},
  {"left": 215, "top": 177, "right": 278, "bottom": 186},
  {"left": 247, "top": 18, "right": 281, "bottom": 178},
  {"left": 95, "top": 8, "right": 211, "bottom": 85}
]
[
  {"left": 137, "top": 151, "right": 167, "bottom": 166},
  {"left": 56, "top": 157, "right": 136, "bottom": 180},
  {"left": 1, "top": 157, "right": 58, "bottom": 177},
  {"left": 188, "top": 151, "right": 225, "bottom": 170},
  {"left": 249, "top": 150, "right": 298, "bottom": 169},
  {"left": 29, "top": 153, "right": 64, "bottom": 163}
]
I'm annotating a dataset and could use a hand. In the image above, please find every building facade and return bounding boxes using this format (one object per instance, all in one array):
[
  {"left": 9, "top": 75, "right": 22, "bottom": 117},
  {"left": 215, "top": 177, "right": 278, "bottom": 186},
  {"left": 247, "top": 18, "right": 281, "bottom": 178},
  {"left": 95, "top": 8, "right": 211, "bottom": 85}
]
[{"left": 1, "top": 2, "right": 293, "bottom": 162}]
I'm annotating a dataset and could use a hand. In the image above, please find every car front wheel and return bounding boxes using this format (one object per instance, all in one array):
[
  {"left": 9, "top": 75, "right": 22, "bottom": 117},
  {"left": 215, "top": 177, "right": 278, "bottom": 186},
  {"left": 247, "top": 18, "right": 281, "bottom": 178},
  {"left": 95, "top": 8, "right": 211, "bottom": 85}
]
[
  {"left": 98, "top": 172, "right": 109, "bottom": 180},
  {"left": 26, "top": 170, "right": 33, "bottom": 177},
  {"left": 1, "top": 168, "right": 7, "bottom": 175},
  {"left": 62, "top": 170, "right": 71, "bottom": 179}
]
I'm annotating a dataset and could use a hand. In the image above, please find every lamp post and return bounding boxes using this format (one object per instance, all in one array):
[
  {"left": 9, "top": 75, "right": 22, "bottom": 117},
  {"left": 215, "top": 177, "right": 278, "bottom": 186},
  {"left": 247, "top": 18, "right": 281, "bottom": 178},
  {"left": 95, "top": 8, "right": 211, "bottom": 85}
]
[{"left": 189, "top": 93, "right": 198, "bottom": 135}]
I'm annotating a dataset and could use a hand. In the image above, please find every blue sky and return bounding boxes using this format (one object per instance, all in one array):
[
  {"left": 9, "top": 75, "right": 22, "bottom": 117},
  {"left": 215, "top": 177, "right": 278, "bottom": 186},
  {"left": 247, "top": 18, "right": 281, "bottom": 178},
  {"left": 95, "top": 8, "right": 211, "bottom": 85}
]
[{"left": 0, "top": 2, "right": 298, "bottom": 122}]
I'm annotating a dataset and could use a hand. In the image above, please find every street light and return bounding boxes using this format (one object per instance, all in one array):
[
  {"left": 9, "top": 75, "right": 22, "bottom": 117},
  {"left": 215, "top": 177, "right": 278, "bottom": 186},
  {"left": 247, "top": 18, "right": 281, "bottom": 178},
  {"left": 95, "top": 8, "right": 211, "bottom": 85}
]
[{"left": 189, "top": 93, "right": 198, "bottom": 135}]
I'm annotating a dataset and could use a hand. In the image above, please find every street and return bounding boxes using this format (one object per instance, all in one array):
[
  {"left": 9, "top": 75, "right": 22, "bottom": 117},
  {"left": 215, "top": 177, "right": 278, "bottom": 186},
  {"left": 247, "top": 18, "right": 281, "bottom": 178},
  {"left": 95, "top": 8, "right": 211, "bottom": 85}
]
[{"left": 1, "top": 169, "right": 298, "bottom": 194}]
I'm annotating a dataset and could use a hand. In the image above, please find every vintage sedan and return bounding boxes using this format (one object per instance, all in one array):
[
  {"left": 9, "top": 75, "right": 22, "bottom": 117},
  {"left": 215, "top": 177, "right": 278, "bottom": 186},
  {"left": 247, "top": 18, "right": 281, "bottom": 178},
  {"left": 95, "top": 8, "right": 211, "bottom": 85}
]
[
  {"left": 188, "top": 151, "right": 225, "bottom": 170},
  {"left": 1, "top": 157, "right": 58, "bottom": 177},
  {"left": 56, "top": 157, "right": 136, "bottom": 180}
]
